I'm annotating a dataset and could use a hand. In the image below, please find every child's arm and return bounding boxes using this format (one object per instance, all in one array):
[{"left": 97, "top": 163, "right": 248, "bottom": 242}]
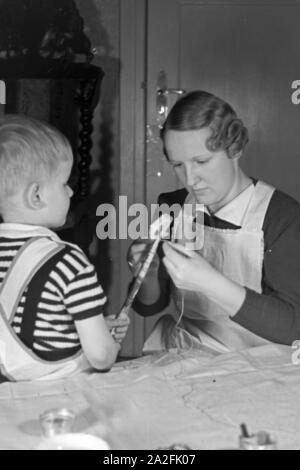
[
  {"left": 63, "top": 249, "right": 121, "bottom": 371},
  {"left": 75, "top": 314, "right": 120, "bottom": 371}
]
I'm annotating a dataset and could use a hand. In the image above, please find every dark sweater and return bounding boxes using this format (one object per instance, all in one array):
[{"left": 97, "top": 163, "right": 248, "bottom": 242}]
[{"left": 133, "top": 186, "right": 300, "bottom": 345}]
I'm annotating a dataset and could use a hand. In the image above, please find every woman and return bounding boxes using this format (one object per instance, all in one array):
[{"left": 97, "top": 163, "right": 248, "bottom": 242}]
[{"left": 128, "top": 90, "right": 300, "bottom": 353}]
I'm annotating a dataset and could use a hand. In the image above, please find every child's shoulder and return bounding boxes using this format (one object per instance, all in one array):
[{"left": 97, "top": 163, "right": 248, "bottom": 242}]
[
  {"left": 25, "top": 236, "right": 95, "bottom": 279},
  {"left": 28, "top": 239, "right": 97, "bottom": 294},
  {"left": 54, "top": 240, "right": 93, "bottom": 270}
]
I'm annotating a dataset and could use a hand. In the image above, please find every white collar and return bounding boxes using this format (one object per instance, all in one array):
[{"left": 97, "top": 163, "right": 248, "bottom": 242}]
[
  {"left": 0, "top": 223, "right": 61, "bottom": 241},
  {"left": 213, "top": 184, "right": 255, "bottom": 226}
]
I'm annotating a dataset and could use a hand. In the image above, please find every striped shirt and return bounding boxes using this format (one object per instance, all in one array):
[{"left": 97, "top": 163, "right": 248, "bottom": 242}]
[{"left": 0, "top": 236, "right": 107, "bottom": 361}]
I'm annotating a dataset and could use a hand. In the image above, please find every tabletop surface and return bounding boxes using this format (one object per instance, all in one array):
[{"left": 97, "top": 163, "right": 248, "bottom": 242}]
[{"left": 0, "top": 344, "right": 298, "bottom": 450}]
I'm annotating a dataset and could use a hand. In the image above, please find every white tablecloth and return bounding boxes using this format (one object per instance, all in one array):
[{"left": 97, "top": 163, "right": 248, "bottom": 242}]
[{"left": 0, "top": 344, "right": 299, "bottom": 450}]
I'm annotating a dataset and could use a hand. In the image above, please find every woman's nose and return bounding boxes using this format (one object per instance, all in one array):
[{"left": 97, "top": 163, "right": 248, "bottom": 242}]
[{"left": 185, "top": 166, "right": 197, "bottom": 186}]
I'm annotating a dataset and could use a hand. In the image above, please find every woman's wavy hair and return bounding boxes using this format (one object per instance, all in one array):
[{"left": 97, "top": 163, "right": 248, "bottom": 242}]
[{"left": 161, "top": 90, "right": 249, "bottom": 158}]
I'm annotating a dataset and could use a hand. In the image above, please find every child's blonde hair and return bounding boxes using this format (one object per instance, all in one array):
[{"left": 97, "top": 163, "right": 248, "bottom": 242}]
[{"left": 0, "top": 115, "right": 73, "bottom": 199}]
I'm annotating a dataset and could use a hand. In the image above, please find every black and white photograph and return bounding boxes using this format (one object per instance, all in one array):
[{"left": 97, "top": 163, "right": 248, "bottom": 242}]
[{"left": 0, "top": 0, "right": 299, "bottom": 453}]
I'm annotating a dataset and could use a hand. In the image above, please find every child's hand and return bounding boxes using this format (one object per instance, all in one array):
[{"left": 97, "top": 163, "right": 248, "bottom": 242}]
[{"left": 105, "top": 313, "right": 130, "bottom": 344}]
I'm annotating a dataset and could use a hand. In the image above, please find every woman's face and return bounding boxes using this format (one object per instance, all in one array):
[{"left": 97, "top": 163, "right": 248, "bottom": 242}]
[{"left": 164, "top": 127, "right": 242, "bottom": 212}]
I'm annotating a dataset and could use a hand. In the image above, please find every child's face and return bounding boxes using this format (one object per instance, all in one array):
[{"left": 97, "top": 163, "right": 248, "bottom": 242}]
[{"left": 42, "top": 160, "right": 73, "bottom": 228}]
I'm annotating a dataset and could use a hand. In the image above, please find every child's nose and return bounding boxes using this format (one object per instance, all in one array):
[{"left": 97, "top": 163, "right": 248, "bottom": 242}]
[{"left": 68, "top": 186, "right": 74, "bottom": 197}]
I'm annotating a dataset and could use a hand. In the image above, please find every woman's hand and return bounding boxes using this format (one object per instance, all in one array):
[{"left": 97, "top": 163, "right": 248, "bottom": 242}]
[
  {"left": 127, "top": 239, "right": 160, "bottom": 277},
  {"left": 105, "top": 312, "right": 130, "bottom": 344},
  {"left": 162, "top": 242, "right": 246, "bottom": 315},
  {"left": 162, "top": 242, "right": 215, "bottom": 292}
]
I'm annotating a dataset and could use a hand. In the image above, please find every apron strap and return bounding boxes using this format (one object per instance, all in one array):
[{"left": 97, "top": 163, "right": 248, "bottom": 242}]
[
  {"left": 241, "top": 181, "right": 275, "bottom": 230},
  {"left": 0, "top": 237, "right": 65, "bottom": 322},
  {"left": 19, "top": 246, "right": 70, "bottom": 351}
]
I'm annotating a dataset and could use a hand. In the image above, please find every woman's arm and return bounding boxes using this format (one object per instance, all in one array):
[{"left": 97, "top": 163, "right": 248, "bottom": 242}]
[{"left": 233, "top": 201, "right": 300, "bottom": 344}]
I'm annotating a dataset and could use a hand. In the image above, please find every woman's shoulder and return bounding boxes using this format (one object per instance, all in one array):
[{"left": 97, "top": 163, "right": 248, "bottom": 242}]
[
  {"left": 264, "top": 185, "right": 300, "bottom": 244},
  {"left": 267, "top": 186, "right": 300, "bottom": 220}
]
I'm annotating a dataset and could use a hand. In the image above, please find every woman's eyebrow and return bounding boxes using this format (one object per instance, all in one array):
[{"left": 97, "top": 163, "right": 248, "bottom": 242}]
[
  {"left": 169, "top": 153, "right": 211, "bottom": 164},
  {"left": 193, "top": 154, "right": 211, "bottom": 160}
]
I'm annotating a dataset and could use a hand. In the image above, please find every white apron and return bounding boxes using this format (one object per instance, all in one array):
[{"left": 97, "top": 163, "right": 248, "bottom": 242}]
[
  {"left": 144, "top": 181, "right": 275, "bottom": 353},
  {"left": 0, "top": 225, "right": 90, "bottom": 381}
]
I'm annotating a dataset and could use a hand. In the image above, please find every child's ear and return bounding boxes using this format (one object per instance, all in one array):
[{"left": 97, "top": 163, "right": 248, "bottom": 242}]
[{"left": 24, "top": 183, "right": 47, "bottom": 210}]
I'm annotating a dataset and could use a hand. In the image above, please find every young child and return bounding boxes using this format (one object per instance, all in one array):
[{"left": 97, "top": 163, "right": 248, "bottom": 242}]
[{"left": 0, "top": 115, "right": 129, "bottom": 382}]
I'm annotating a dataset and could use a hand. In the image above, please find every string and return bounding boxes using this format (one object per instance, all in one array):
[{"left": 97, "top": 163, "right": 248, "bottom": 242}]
[
  {"left": 167, "top": 290, "right": 202, "bottom": 355},
  {"left": 167, "top": 215, "right": 205, "bottom": 354},
  {"left": 175, "top": 290, "right": 185, "bottom": 328}
]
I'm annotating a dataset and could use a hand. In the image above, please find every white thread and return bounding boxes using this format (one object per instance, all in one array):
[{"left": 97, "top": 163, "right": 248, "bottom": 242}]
[
  {"left": 175, "top": 290, "right": 185, "bottom": 328},
  {"left": 169, "top": 291, "right": 201, "bottom": 353}
]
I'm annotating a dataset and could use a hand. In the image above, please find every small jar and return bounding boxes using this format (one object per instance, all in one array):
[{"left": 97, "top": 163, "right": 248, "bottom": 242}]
[
  {"left": 239, "top": 431, "right": 277, "bottom": 450},
  {"left": 39, "top": 408, "right": 76, "bottom": 438}
]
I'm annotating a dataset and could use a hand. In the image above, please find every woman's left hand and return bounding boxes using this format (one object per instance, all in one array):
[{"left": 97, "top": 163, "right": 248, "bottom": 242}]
[
  {"left": 162, "top": 242, "right": 216, "bottom": 292},
  {"left": 105, "top": 312, "right": 130, "bottom": 344}
]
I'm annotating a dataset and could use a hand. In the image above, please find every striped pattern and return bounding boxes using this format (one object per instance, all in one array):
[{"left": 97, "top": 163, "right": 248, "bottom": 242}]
[{"left": 0, "top": 237, "right": 106, "bottom": 360}]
